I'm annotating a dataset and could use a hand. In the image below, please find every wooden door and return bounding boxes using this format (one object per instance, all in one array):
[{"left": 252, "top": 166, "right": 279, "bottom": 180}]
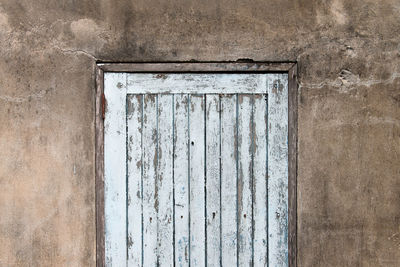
[{"left": 103, "top": 73, "right": 289, "bottom": 266}]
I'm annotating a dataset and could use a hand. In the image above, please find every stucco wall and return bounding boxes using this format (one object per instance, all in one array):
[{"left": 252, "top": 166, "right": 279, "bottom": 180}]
[{"left": 0, "top": 0, "right": 399, "bottom": 266}]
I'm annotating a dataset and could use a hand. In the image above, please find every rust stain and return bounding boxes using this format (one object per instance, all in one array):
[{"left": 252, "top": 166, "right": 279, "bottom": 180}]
[
  {"left": 102, "top": 93, "right": 106, "bottom": 120},
  {"left": 128, "top": 235, "right": 133, "bottom": 249},
  {"left": 234, "top": 127, "right": 238, "bottom": 162},
  {"left": 238, "top": 94, "right": 244, "bottom": 104},
  {"left": 126, "top": 97, "right": 135, "bottom": 117},
  {"left": 278, "top": 82, "right": 283, "bottom": 92},
  {"left": 190, "top": 97, "right": 195, "bottom": 112},
  {"left": 158, "top": 146, "right": 162, "bottom": 161},
  {"left": 136, "top": 160, "right": 142, "bottom": 169},
  {"left": 253, "top": 119, "right": 257, "bottom": 155},
  {"left": 272, "top": 83, "right": 278, "bottom": 94},
  {"left": 155, "top": 74, "right": 168, "bottom": 79},
  {"left": 147, "top": 94, "right": 156, "bottom": 103},
  {"left": 154, "top": 160, "right": 159, "bottom": 211},
  {"left": 154, "top": 153, "right": 159, "bottom": 210},
  {"left": 206, "top": 97, "right": 217, "bottom": 117},
  {"left": 238, "top": 167, "right": 244, "bottom": 225},
  {"left": 183, "top": 95, "right": 188, "bottom": 105},
  {"left": 152, "top": 129, "right": 157, "bottom": 144},
  {"left": 272, "top": 80, "right": 283, "bottom": 94}
]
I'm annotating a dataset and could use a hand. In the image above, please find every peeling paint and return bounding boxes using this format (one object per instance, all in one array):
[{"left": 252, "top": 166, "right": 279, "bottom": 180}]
[{"left": 1, "top": 0, "right": 400, "bottom": 266}]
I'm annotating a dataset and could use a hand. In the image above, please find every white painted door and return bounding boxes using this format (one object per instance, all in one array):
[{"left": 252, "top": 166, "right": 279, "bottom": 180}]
[{"left": 104, "top": 73, "right": 288, "bottom": 266}]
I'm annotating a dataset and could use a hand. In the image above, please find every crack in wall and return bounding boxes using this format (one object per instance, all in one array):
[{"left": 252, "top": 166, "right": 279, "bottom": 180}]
[
  {"left": 299, "top": 71, "right": 400, "bottom": 90},
  {"left": 52, "top": 45, "right": 98, "bottom": 60}
]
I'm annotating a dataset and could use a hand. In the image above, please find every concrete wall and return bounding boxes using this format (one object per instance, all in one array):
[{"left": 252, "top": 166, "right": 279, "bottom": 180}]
[{"left": 0, "top": 0, "right": 399, "bottom": 266}]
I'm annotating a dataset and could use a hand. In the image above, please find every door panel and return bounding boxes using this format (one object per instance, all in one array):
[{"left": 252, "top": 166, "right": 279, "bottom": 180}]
[{"left": 104, "top": 73, "right": 289, "bottom": 267}]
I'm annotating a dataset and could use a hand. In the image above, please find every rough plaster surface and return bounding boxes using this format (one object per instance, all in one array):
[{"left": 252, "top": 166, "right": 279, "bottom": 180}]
[{"left": 0, "top": 0, "right": 399, "bottom": 266}]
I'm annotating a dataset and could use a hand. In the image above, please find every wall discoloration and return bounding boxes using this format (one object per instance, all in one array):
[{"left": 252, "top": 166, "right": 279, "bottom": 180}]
[{"left": 0, "top": 0, "right": 399, "bottom": 266}]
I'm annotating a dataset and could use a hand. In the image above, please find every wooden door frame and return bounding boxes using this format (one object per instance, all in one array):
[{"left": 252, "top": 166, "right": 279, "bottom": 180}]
[{"left": 95, "top": 62, "right": 298, "bottom": 267}]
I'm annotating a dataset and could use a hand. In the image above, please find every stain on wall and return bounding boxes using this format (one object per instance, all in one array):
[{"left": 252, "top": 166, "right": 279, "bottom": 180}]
[{"left": 0, "top": 0, "right": 399, "bottom": 266}]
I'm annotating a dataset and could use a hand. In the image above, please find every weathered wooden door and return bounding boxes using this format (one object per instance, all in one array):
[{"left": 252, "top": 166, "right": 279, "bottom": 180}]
[{"left": 103, "top": 72, "right": 289, "bottom": 266}]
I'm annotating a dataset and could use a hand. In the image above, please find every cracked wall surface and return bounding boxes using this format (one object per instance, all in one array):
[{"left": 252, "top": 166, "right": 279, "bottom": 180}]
[{"left": 0, "top": 0, "right": 399, "bottom": 266}]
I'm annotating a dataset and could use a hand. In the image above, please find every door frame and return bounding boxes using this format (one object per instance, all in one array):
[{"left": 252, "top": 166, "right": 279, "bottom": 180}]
[{"left": 95, "top": 62, "right": 298, "bottom": 267}]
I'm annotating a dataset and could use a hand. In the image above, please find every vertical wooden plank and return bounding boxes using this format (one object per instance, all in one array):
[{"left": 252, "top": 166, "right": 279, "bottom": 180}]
[
  {"left": 104, "top": 72, "right": 127, "bottom": 266},
  {"left": 96, "top": 67, "right": 105, "bottom": 267},
  {"left": 189, "top": 95, "right": 206, "bottom": 267},
  {"left": 205, "top": 94, "right": 221, "bottom": 266},
  {"left": 174, "top": 94, "right": 190, "bottom": 267},
  {"left": 253, "top": 94, "right": 268, "bottom": 267},
  {"left": 142, "top": 94, "right": 158, "bottom": 266},
  {"left": 268, "top": 74, "right": 289, "bottom": 267},
  {"left": 220, "top": 94, "right": 238, "bottom": 267},
  {"left": 127, "top": 95, "right": 143, "bottom": 267},
  {"left": 237, "top": 95, "right": 253, "bottom": 266},
  {"left": 157, "top": 94, "right": 174, "bottom": 266},
  {"left": 288, "top": 65, "right": 298, "bottom": 267}
]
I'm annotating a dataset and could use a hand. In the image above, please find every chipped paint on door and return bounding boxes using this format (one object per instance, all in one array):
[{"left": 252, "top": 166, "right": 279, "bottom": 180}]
[{"left": 104, "top": 73, "right": 289, "bottom": 266}]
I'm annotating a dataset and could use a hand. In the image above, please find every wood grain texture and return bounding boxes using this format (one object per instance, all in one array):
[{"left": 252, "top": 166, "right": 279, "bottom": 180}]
[
  {"left": 205, "top": 94, "right": 221, "bottom": 266},
  {"left": 142, "top": 94, "right": 158, "bottom": 266},
  {"left": 104, "top": 72, "right": 127, "bottom": 266},
  {"left": 127, "top": 95, "right": 143, "bottom": 266},
  {"left": 96, "top": 67, "right": 105, "bottom": 267},
  {"left": 189, "top": 95, "right": 206, "bottom": 267},
  {"left": 288, "top": 65, "right": 298, "bottom": 267},
  {"left": 157, "top": 94, "right": 174, "bottom": 266},
  {"left": 98, "top": 62, "right": 296, "bottom": 73},
  {"left": 268, "top": 74, "right": 289, "bottom": 267},
  {"left": 220, "top": 95, "right": 238, "bottom": 267},
  {"left": 253, "top": 94, "right": 268, "bottom": 267},
  {"left": 173, "top": 94, "right": 190, "bottom": 267},
  {"left": 127, "top": 74, "right": 268, "bottom": 94},
  {"left": 237, "top": 95, "right": 253, "bottom": 267}
]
